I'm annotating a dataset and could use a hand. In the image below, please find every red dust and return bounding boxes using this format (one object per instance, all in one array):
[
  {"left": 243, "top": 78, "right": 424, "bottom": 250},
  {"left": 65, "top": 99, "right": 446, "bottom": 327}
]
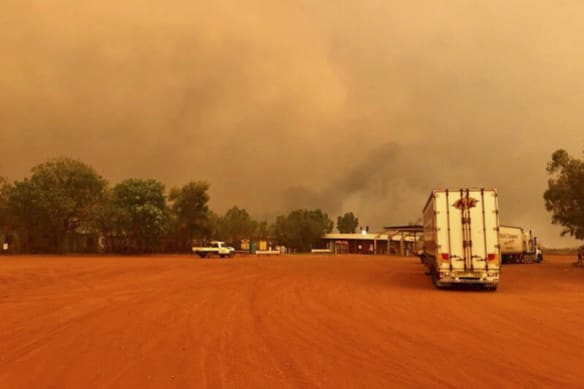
[{"left": 1, "top": 254, "right": 583, "bottom": 388}]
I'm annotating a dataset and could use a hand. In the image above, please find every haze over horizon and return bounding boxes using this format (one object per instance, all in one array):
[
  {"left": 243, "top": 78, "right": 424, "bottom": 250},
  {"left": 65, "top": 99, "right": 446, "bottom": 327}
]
[{"left": 2, "top": 1, "right": 583, "bottom": 247}]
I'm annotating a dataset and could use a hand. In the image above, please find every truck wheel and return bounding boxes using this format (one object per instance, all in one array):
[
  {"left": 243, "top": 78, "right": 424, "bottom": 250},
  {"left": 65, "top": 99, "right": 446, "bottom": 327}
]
[
  {"left": 537, "top": 255, "right": 543, "bottom": 263},
  {"left": 484, "top": 285, "right": 498, "bottom": 292},
  {"left": 198, "top": 253, "right": 207, "bottom": 258},
  {"left": 220, "top": 254, "right": 225, "bottom": 258},
  {"left": 431, "top": 270, "right": 444, "bottom": 289}
]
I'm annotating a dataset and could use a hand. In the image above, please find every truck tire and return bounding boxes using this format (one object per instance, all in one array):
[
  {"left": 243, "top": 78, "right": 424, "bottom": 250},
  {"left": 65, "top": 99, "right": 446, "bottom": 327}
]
[
  {"left": 198, "top": 252, "right": 207, "bottom": 258},
  {"left": 220, "top": 254, "right": 225, "bottom": 258},
  {"left": 484, "top": 285, "right": 498, "bottom": 292},
  {"left": 431, "top": 270, "right": 444, "bottom": 289}
]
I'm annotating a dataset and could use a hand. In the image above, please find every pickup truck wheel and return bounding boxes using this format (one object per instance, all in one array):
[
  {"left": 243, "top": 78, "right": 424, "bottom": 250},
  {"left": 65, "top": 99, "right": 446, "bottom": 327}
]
[
  {"left": 198, "top": 253, "right": 207, "bottom": 258},
  {"left": 220, "top": 254, "right": 225, "bottom": 258}
]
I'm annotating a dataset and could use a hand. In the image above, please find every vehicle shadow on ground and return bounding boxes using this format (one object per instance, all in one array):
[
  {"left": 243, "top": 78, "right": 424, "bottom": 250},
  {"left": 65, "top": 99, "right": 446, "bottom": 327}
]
[
  {"left": 435, "top": 284, "right": 498, "bottom": 293},
  {"left": 366, "top": 266, "right": 498, "bottom": 292}
]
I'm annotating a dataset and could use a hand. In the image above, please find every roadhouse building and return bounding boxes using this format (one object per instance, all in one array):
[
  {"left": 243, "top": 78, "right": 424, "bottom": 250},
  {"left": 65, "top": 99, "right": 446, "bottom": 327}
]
[
  {"left": 322, "top": 233, "right": 390, "bottom": 254},
  {"left": 322, "top": 225, "right": 423, "bottom": 256}
]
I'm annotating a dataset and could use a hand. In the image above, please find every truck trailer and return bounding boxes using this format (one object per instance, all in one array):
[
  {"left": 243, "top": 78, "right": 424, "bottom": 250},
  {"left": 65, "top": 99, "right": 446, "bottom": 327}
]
[
  {"left": 499, "top": 225, "right": 543, "bottom": 264},
  {"left": 421, "top": 188, "right": 501, "bottom": 290}
]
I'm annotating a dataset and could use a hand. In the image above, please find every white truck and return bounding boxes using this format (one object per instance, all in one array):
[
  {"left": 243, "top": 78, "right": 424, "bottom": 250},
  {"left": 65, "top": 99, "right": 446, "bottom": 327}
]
[
  {"left": 499, "top": 225, "right": 543, "bottom": 264},
  {"left": 420, "top": 188, "right": 501, "bottom": 290},
  {"left": 192, "top": 241, "right": 235, "bottom": 258}
]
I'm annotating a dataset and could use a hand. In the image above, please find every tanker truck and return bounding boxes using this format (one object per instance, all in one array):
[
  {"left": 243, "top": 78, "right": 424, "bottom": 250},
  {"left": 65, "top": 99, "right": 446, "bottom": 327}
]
[
  {"left": 420, "top": 188, "right": 501, "bottom": 290},
  {"left": 499, "top": 225, "right": 543, "bottom": 264}
]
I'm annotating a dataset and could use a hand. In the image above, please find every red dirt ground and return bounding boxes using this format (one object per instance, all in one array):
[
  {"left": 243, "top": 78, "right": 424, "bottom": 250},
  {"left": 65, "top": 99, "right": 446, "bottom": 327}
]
[{"left": 1, "top": 254, "right": 583, "bottom": 388}]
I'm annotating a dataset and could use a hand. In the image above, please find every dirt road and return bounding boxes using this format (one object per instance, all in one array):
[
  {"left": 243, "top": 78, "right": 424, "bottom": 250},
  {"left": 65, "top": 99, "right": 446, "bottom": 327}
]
[{"left": 1, "top": 254, "right": 583, "bottom": 388}]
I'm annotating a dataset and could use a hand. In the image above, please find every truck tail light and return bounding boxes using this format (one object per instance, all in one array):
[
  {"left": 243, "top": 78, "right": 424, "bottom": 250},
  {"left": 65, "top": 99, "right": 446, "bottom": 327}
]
[
  {"left": 487, "top": 253, "right": 497, "bottom": 261},
  {"left": 440, "top": 253, "right": 450, "bottom": 261}
]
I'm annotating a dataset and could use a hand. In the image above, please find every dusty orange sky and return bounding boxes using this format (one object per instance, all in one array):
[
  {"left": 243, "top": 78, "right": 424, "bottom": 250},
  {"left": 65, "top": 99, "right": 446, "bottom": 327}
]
[{"left": 1, "top": 1, "right": 583, "bottom": 246}]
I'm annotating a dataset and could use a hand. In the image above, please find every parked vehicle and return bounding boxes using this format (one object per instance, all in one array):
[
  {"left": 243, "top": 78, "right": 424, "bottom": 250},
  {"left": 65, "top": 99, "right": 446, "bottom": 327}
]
[
  {"left": 420, "top": 188, "right": 501, "bottom": 290},
  {"left": 192, "top": 241, "right": 235, "bottom": 258},
  {"left": 499, "top": 225, "right": 543, "bottom": 264}
]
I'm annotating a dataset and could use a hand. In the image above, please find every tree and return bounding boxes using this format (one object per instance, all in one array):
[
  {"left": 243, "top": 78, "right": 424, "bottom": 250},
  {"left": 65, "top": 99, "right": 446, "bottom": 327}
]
[
  {"left": 91, "top": 188, "right": 125, "bottom": 253},
  {"left": 544, "top": 149, "right": 584, "bottom": 239},
  {"left": 272, "top": 215, "right": 288, "bottom": 246},
  {"left": 336, "top": 212, "right": 359, "bottom": 233},
  {"left": 113, "top": 178, "right": 171, "bottom": 252},
  {"left": 255, "top": 220, "right": 271, "bottom": 241},
  {"left": 273, "top": 209, "right": 333, "bottom": 252},
  {"left": 5, "top": 179, "right": 41, "bottom": 251},
  {"left": 168, "top": 181, "right": 211, "bottom": 250},
  {"left": 0, "top": 177, "right": 8, "bottom": 226},
  {"left": 215, "top": 206, "right": 257, "bottom": 247},
  {"left": 7, "top": 158, "right": 107, "bottom": 252},
  {"left": 0, "top": 177, "right": 11, "bottom": 246}
]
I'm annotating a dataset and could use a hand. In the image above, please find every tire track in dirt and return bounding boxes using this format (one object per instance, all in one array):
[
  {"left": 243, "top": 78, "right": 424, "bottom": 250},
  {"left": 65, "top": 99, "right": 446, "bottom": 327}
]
[{"left": 1, "top": 255, "right": 584, "bottom": 388}]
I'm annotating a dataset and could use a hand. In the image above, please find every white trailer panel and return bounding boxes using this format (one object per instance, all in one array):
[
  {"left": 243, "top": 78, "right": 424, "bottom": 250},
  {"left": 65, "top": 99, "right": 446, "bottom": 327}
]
[
  {"left": 499, "top": 225, "right": 523, "bottom": 255},
  {"left": 422, "top": 188, "right": 501, "bottom": 289},
  {"left": 499, "top": 225, "right": 543, "bottom": 263}
]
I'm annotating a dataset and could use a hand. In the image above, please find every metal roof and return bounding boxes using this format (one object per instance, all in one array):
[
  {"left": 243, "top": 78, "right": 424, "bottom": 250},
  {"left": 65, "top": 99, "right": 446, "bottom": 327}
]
[{"left": 323, "top": 233, "right": 389, "bottom": 241}]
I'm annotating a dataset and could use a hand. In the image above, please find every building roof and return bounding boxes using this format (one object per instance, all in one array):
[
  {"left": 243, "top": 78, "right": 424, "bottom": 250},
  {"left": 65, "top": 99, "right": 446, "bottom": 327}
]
[{"left": 323, "top": 233, "right": 389, "bottom": 241}]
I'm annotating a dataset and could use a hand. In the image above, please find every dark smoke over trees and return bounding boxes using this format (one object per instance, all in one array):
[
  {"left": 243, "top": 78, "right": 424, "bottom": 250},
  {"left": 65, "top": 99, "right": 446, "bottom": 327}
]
[{"left": 3, "top": 1, "right": 584, "bottom": 248}]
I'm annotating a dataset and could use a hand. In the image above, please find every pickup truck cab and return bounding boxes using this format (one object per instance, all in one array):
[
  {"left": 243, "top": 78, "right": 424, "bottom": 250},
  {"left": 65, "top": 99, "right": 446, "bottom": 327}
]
[{"left": 192, "top": 241, "right": 235, "bottom": 258}]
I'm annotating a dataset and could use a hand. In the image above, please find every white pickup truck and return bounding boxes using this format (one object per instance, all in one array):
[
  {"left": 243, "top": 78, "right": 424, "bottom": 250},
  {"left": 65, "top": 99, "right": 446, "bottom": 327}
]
[{"left": 192, "top": 241, "right": 235, "bottom": 258}]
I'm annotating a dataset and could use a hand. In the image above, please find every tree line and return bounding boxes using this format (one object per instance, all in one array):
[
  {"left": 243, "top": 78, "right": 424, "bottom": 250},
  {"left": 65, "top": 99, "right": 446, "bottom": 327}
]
[{"left": 0, "top": 158, "right": 361, "bottom": 254}]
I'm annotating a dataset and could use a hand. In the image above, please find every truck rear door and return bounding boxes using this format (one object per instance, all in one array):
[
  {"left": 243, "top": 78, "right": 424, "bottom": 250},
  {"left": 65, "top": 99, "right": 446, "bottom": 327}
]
[
  {"left": 438, "top": 189, "right": 499, "bottom": 272},
  {"left": 435, "top": 191, "right": 465, "bottom": 272},
  {"left": 466, "top": 189, "right": 499, "bottom": 271}
]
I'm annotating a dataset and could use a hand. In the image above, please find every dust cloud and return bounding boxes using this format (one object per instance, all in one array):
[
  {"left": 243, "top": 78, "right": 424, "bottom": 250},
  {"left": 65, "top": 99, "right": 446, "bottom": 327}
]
[{"left": 1, "top": 1, "right": 584, "bottom": 246}]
